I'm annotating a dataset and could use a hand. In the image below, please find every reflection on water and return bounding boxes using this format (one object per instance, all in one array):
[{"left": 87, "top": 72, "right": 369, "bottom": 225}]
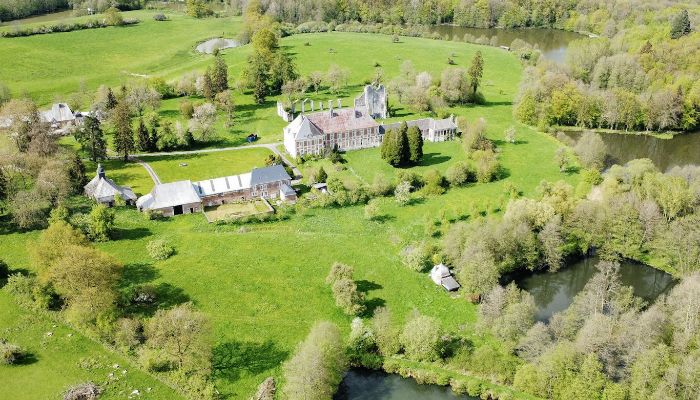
[
  {"left": 515, "top": 257, "right": 676, "bottom": 321},
  {"left": 429, "top": 26, "right": 585, "bottom": 62},
  {"left": 563, "top": 131, "right": 700, "bottom": 171},
  {"left": 335, "top": 369, "right": 476, "bottom": 400}
]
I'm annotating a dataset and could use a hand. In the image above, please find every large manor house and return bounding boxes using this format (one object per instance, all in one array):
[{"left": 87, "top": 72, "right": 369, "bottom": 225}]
[{"left": 283, "top": 85, "right": 459, "bottom": 158}]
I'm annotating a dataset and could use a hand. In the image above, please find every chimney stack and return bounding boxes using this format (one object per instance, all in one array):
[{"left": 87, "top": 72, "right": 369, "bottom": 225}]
[
  {"left": 320, "top": 102, "right": 323, "bottom": 111},
  {"left": 328, "top": 100, "right": 333, "bottom": 117},
  {"left": 97, "top": 163, "right": 105, "bottom": 179},
  {"left": 337, "top": 99, "right": 342, "bottom": 109}
]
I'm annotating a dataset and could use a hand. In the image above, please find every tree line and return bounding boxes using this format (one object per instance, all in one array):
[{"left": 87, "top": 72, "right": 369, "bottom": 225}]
[{"left": 514, "top": 7, "right": 698, "bottom": 132}]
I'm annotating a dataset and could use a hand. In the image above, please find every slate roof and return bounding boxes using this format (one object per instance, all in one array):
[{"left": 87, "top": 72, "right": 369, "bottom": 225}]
[
  {"left": 250, "top": 165, "right": 291, "bottom": 186},
  {"left": 84, "top": 165, "right": 136, "bottom": 202},
  {"left": 42, "top": 103, "right": 75, "bottom": 123},
  {"left": 280, "top": 183, "right": 296, "bottom": 196},
  {"left": 441, "top": 276, "right": 461, "bottom": 291},
  {"left": 138, "top": 180, "right": 201, "bottom": 210},
  {"left": 380, "top": 116, "right": 457, "bottom": 134},
  {"left": 286, "top": 114, "right": 324, "bottom": 140},
  {"left": 306, "top": 108, "right": 379, "bottom": 134}
]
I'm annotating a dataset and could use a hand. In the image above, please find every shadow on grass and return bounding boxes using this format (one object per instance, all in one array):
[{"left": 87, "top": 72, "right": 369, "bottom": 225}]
[
  {"left": 212, "top": 340, "right": 288, "bottom": 384},
  {"left": 112, "top": 227, "right": 152, "bottom": 241},
  {"left": 121, "top": 263, "right": 160, "bottom": 285},
  {"left": 369, "top": 214, "right": 395, "bottom": 223},
  {"left": 14, "top": 352, "right": 38, "bottom": 366},
  {"left": 361, "top": 297, "right": 386, "bottom": 318},
  {"left": 356, "top": 280, "right": 382, "bottom": 293},
  {"left": 418, "top": 153, "right": 451, "bottom": 167}
]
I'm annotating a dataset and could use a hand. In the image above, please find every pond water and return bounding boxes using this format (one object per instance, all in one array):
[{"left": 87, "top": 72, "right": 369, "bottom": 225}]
[
  {"left": 195, "top": 38, "right": 239, "bottom": 54},
  {"left": 562, "top": 131, "right": 700, "bottom": 171},
  {"left": 429, "top": 26, "right": 585, "bottom": 62},
  {"left": 514, "top": 257, "right": 676, "bottom": 322},
  {"left": 335, "top": 369, "right": 477, "bottom": 400}
]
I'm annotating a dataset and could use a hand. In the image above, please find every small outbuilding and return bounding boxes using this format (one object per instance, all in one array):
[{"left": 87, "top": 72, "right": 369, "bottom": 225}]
[
  {"left": 136, "top": 180, "right": 202, "bottom": 216},
  {"left": 430, "top": 263, "right": 460, "bottom": 292},
  {"left": 84, "top": 164, "right": 137, "bottom": 206}
]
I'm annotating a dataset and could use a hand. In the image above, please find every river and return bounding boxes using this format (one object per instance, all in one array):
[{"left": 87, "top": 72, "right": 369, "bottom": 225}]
[
  {"left": 562, "top": 131, "right": 700, "bottom": 171},
  {"left": 514, "top": 257, "right": 676, "bottom": 322},
  {"left": 429, "top": 26, "right": 585, "bottom": 62},
  {"left": 335, "top": 369, "right": 476, "bottom": 400}
]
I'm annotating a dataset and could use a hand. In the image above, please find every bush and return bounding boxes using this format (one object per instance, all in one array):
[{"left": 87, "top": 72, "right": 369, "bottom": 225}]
[
  {"left": 63, "top": 382, "right": 101, "bottom": 400},
  {"left": 104, "top": 7, "right": 125, "bottom": 26},
  {"left": 370, "top": 174, "right": 394, "bottom": 196},
  {"left": 394, "top": 181, "right": 412, "bottom": 206},
  {"left": 0, "top": 341, "right": 24, "bottom": 365},
  {"left": 147, "top": 239, "right": 175, "bottom": 261},
  {"left": 422, "top": 169, "right": 447, "bottom": 196},
  {"left": 401, "top": 242, "right": 432, "bottom": 272},
  {"left": 180, "top": 100, "right": 195, "bottom": 119},
  {"left": 445, "top": 162, "right": 474, "bottom": 186},
  {"left": 153, "top": 13, "right": 168, "bottom": 21}
]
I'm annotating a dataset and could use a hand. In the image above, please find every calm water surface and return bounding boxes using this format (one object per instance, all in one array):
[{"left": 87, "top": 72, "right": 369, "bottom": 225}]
[
  {"left": 563, "top": 131, "right": 700, "bottom": 171},
  {"left": 515, "top": 257, "right": 676, "bottom": 321},
  {"left": 430, "top": 26, "right": 585, "bottom": 62},
  {"left": 335, "top": 369, "right": 476, "bottom": 400}
]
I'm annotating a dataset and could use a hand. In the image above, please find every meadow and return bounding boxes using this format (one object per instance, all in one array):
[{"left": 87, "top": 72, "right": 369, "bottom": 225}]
[{"left": 0, "top": 12, "right": 577, "bottom": 400}]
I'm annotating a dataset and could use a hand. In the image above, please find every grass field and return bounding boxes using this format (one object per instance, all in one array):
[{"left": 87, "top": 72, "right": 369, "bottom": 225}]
[
  {"left": 0, "top": 291, "right": 184, "bottom": 399},
  {"left": 0, "top": 10, "right": 238, "bottom": 106},
  {"left": 204, "top": 200, "right": 271, "bottom": 221},
  {"left": 145, "top": 147, "right": 273, "bottom": 183},
  {"left": 1, "top": 13, "right": 577, "bottom": 400}
]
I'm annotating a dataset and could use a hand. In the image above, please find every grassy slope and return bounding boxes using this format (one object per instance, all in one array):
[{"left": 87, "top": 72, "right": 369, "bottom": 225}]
[
  {"left": 0, "top": 291, "right": 184, "bottom": 400},
  {"left": 0, "top": 10, "right": 237, "bottom": 106},
  {"left": 146, "top": 147, "right": 273, "bottom": 183},
  {"left": 0, "top": 21, "right": 575, "bottom": 400}
]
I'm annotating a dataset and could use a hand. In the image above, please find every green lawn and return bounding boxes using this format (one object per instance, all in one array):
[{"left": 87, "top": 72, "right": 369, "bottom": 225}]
[
  {"left": 0, "top": 10, "right": 238, "bottom": 106},
  {"left": 0, "top": 291, "right": 183, "bottom": 400},
  {"left": 84, "top": 159, "right": 155, "bottom": 196},
  {"left": 146, "top": 147, "right": 273, "bottom": 183},
  {"left": 0, "top": 17, "right": 576, "bottom": 400},
  {"left": 204, "top": 200, "right": 271, "bottom": 221}
]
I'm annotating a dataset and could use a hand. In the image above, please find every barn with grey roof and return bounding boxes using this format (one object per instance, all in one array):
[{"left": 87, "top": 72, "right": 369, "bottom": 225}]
[{"left": 84, "top": 164, "right": 137, "bottom": 206}]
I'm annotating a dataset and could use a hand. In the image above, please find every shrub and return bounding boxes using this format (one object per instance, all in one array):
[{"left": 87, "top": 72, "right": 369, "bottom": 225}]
[
  {"left": 445, "top": 162, "right": 474, "bottom": 186},
  {"left": 394, "top": 181, "right": 412, "bottom": 206},
  {"left": 400, "top": 313, "right": 443, "bottom": 362},
  {"left": 422, "top": 169, "right": 446, "bottom": 196},
  {"left": 472, "top": 149, "right": 500, "bottom": 183},
  {"left": 147, "top": 239, "right": 175, "bottom": 261},
  {"left": 104, "top": 7, "right": 124, "bottom": 26},
  {"left": 153, "top": 13, "right": 168, "bottom": 21},
  {"left": 370, "top": 174, "right": 394, "bottom": 196},
  {"left": 180, "top": 100, "right": 195, "bottom": 119},
  {"left": 63, "top": 382, "right": 101, "bottom": 400},
  {"left": 401, "top": 242, "right": 432, "bottom": 272},
  {"left": 364, "top": 200, "right": 382, "bottom": 221},
  {"left": 326, "top": 262, "right": 353, "bottom": 285},
  {"left": 0, "top": 341, "right": 24, "bottom": 365}
]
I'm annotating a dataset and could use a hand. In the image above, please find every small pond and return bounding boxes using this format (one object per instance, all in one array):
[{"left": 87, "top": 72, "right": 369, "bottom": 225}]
[
  {"left": 513, "top": 257, "right": 676, "bottom": 322},
  {"left": 562, "top": 131, "right": 700, "bottom": 171},
  {"left": 429, "top": 26, "right": 585, "bottom": 62},
  {"left": 195, "top": 38, "right": 239, "bottom": 54},
  {"left": 335, "top": 369, "right": 476, "bottom": 400}
]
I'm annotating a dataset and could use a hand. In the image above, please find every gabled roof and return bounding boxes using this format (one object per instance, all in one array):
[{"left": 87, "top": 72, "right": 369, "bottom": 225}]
[
  {"left": 143, "top": 180, "right": 201, "bottom": 209},
  {"left": 42, "top": 103, "right": 75, "bottom": 123},
  {"left": 250, "top": 165, "right": 291, "bottom": 186},
  {"left": 287, "top": 114, "right": 324, "bottom": 140},
  {"left": 380, "top": 116, "right": 457, "bottom": 134},
  {"left": 84, "top": 166, "right": 136, "bottom": 202},
  {"left": 305, "top": 107, "right": 378, "bottom": 134},
  {"left": 280, "top": 183, "right": 296, "bottom": 196}
]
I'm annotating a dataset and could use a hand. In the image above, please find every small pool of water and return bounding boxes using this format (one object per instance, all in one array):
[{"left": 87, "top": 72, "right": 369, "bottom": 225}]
[
  {"left": 195, "top": 38, "right": 239, "bottom": 54},
  {"left": 335, "top": 369, "right": 476, "bottom": 400},
  {"left": 429, "top": 26, "right": 585, "bottom": 62},
  {"left": 513, "top": 257, "right": 676, "bottom": 321}
]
